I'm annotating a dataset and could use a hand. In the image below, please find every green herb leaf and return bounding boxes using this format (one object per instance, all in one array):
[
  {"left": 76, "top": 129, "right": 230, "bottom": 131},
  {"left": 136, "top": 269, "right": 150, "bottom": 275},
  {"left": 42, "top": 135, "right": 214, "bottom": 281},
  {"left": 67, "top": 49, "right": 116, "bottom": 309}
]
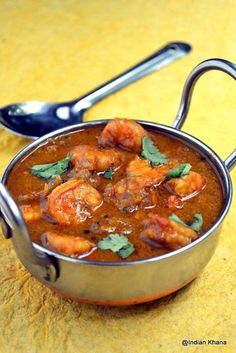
[
  {"left": 141, "top": 136, "right": 169, "bottom": 166},
  {"left": 30, "top": 154, "right": 72, "bottom": 179},
  {"left": 97, "top": 234, "right": 129, "bottom": 252},
  {"left": 169, "top": 213, "right": 203, "bottom": 232},
  {"left": 169, "top": 214, "right": 187, "bottom": 226},
  {"left": 103, "top": 167, "right": 113, "bottom": 180},
  {"left": 118, "top": 243, "right": 135, "bottom": 259},
  {"left": 166, "top": 163, "right": 192, "bottom": 179},
  {"left": 97, "top": 233, "right": 135, "bottom": 258},
  {"left": 189, "top": 214, "right": 203, "bottom": 232}
]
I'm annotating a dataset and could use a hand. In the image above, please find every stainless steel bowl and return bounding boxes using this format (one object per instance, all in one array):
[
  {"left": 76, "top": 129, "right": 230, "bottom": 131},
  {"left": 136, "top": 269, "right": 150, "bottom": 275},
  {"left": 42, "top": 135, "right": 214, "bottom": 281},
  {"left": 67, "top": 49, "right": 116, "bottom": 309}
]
[{"left": 0, "top": 59, "right": 235, "bottom": 305}]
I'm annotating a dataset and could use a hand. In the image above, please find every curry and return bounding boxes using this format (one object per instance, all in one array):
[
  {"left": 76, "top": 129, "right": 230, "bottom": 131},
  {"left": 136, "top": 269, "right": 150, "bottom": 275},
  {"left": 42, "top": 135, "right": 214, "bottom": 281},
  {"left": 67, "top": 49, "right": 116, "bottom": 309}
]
[{"left": 6, "top": 118, "right": 224, "bottom": 261}]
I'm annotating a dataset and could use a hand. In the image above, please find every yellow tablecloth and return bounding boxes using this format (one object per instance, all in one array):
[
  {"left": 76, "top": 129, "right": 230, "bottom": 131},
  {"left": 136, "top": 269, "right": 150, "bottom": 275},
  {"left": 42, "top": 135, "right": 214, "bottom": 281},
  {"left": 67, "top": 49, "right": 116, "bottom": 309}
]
[{"left": 0, "top": 1, "right": 235, "bottom": 352}]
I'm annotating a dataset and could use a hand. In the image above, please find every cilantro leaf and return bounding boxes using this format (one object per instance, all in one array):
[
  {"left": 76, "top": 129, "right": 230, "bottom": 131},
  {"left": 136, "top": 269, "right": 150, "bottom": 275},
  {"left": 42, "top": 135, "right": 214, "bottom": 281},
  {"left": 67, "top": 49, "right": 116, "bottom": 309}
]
[
  {"left": 118, "top": 243, "right": 135, "bottom": 259},
  {"left": 103, "top": 167, "right": 113, "bottom": 180},
  {"left": 169, "top": 214, "right": 187, "bottom": 226},
  {"left": 169, "top": 213, "right": 203, "bottom": 232},
  {"left": 141, "top": 136, "right": 169, "bottom": 166},
  {"left": 166, "top": 163, "right": 192, "bottom": 179},
  {"left": 97, "top": 233, "right": 135, "bottom": 258},
  {"left": 30, "top": 154, "right": 72, "bottom": 179},
  {"left": 97, "top": 234, "right": 129, "bottom": 252},
  {"left": 189, "top": 214, "right": 203, "bottom": 232}
]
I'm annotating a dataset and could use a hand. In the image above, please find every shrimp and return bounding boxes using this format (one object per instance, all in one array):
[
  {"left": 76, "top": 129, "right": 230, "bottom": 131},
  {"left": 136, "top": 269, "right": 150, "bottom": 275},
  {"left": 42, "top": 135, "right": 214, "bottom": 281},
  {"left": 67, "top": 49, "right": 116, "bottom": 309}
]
[
  {"left": 104, "top": 178, "right": 150, "bottom": 212},
  {"left": 68, "top": 168, "right": 101, "bottom": 188},
  {"left": 127, "top": 157, "right": 178, "bottom": 185},
  {"left": 70, "top": 145, "right": 124, "bottom": 172},
  {"left": 47, "top": 179, "right": 103, "bottom": 225},
  {"left": 42, "top": 231, "right": 96, "bottom": 257},
  {"left": 104, "top": 157, "right": 178, "bottom": 212},
  {"left": 166, "top": 171, "right": 206, "bottom": 199},
  {"left": 167, "top": 195, "right": 184, "bottom": 209},
  {"left": 99, "top": 118, "right": 147, "bottom": 152},
  {"left": 141, "top": 213, "right": 198, "bottom": 250},
  {"left": 20, "top": 204, "right": 41, "bottom": 223},
  {"left": 103, "top": 177, "right": 152, "bottom": 212}
]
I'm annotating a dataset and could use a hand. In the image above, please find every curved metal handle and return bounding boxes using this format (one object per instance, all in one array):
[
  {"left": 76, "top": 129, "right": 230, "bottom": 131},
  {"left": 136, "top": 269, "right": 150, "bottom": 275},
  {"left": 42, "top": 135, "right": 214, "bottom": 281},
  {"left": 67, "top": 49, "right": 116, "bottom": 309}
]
[
  {"left": 71, "top": 42, "right": 191, "bottom": 112},
  {"left": 0, "top": 183, "right": 58, "bottom": 282},
  {"left": 172, "top": 58, "right": 236, "bottom": 171}
]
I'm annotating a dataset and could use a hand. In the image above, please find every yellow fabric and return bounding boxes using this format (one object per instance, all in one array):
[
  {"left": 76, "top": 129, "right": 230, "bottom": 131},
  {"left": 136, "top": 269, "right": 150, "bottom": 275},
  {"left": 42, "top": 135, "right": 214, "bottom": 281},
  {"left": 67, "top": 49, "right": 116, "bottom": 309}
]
[{"left": 0, "top": 0, "right": 235, "bottom": 352}]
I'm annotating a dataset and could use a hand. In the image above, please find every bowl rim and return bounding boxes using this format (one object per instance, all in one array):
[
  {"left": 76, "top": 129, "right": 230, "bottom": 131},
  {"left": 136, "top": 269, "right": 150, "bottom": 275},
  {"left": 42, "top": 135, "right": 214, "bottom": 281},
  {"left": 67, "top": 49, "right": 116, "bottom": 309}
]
[{"left": 2, "top": 119, "right": 233, "bottom": 266}]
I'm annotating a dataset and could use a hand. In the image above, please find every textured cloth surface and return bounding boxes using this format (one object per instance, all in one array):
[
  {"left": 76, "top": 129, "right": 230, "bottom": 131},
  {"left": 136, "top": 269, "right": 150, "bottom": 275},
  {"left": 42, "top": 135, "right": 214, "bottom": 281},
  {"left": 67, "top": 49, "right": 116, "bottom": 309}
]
[{"left": 0, "top": 1, "right": 236, "bottom": 352}]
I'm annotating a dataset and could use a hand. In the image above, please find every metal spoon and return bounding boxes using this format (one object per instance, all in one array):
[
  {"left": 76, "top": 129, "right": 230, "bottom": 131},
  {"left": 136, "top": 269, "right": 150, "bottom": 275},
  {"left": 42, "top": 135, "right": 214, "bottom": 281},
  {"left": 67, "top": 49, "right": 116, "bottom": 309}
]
[{"left": 0, "top": 42, "right": 191, "bottom": 139}]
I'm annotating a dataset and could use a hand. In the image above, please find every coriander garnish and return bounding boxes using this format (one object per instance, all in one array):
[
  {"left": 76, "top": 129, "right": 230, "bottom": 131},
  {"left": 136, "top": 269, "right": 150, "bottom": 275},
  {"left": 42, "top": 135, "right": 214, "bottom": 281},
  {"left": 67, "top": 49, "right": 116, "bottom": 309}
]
[
  {"left": 103, "top": 167, "right": 113, "bottom": 180},
  {"left": 30, "top": 154, "right": 72, "bottom": 179},
  {"left": 97, "top": 233, "right": 135, "bottom": 258},
  {"left": 189, "top": 214, "right": 203, "bottom": 232},
  {"left": 168, "top": 214, "right": 187, "bottom": 226},
  {"left": 169, "top": 213, "right": 203, "bottom": 232},
  {"left": 141, "top": 136, "right": 169, "bottom": 166},
  {"left": 166, "top": 163, "right": 192, "bottom": 179},
  {"left": 117, "top": 243, "right": 135, "bottom": 258}
]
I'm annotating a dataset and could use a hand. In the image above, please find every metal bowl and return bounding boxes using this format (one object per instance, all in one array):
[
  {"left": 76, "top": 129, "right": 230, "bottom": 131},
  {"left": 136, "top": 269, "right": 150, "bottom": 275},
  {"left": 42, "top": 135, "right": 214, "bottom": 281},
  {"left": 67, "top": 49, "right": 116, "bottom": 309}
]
[{"left": 0, "top": 59, "right": 235, "bottom": 305}]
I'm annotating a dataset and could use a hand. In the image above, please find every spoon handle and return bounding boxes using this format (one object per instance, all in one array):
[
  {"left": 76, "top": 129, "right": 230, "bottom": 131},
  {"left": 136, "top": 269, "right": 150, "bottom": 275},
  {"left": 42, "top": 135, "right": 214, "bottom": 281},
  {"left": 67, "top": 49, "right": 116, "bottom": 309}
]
[{"left": 71, "top": 42, "right": 191, "bottom": 113}]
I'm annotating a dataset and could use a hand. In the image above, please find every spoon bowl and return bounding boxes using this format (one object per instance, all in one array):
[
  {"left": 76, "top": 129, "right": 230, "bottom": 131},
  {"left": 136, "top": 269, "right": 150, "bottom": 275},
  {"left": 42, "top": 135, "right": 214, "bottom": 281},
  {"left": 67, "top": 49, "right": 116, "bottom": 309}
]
[{"left": 0, "top": 101, "right": 82, "bottom": 138}]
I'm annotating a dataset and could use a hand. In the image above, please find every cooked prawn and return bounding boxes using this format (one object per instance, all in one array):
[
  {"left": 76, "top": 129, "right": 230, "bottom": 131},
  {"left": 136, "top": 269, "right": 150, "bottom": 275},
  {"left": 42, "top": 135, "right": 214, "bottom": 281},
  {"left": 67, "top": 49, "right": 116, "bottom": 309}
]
[
  {"left": 47, "top": 179, "right": 103, "bottom": 225},
  {"left": 42, "top": 231, "right": 96, "bottom": 257},
  {"left": 20, "top": 204, "right": 41, "bottom": 223},
  {"left": 127, "top": 157, "right": 178, "bottom": 186},
  {"left": 166, "top": 171, "right": 206, "bottom": 199},
  {"left": 141, "top": 213, "right": 198, "bottom": 250},
  {"left": 70, "top": 145, "right": 124, "bottom": 172},
  {"left": 104, "top": 157, "right": 178, "bottom": 211},
  {"left": 167, "top": 195, "right": 184, "bottom": 209},
  {"left": 68, "top": 168, "right": 101, "bottom": 188},
  {"left": 104, "top": 178, "right": 150, "bottom": 212},
  {"left": 99, "top": 118, "right": 147, "bottom": 152}
]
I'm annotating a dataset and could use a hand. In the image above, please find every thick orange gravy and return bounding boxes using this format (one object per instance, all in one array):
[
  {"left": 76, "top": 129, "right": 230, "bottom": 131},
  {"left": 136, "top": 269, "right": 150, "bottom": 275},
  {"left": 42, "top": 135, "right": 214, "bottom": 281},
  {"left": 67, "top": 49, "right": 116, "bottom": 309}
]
[{"left": 6, "top": 124, "right": 224, "bottom": 261}]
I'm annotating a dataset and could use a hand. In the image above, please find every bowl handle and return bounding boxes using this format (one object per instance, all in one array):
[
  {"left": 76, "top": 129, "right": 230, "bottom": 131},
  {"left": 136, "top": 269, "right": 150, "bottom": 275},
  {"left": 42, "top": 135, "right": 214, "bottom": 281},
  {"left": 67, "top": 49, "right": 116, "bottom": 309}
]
[
  {"left": 172, "top": 58, "right": 236, "bottom": 171},
  {"left": 0, "top": 183, "right": 58, "bottom": 282}
]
